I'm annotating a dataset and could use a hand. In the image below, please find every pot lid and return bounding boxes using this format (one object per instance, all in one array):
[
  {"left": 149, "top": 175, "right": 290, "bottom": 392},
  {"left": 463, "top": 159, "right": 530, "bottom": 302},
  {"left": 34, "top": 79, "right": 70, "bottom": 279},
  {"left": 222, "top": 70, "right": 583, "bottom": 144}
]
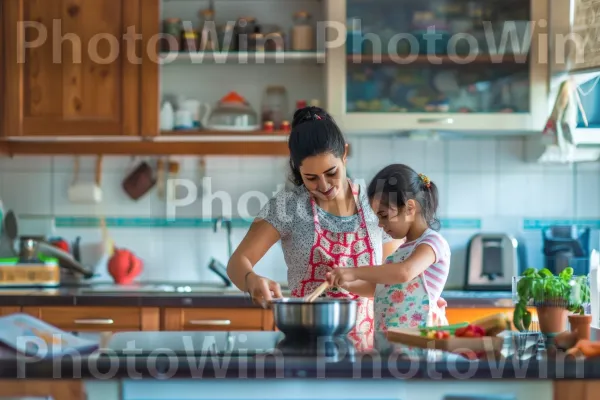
[{"left": 219, "top": 91, "right": 248, "bottom": 105}]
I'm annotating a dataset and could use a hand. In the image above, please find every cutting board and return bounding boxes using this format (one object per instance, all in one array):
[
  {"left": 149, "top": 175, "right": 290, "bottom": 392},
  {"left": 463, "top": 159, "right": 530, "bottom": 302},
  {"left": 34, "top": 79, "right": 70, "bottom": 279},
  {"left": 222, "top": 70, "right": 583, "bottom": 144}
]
[{"left": 387, "top": 327, "right": 504, "bottom": 354}]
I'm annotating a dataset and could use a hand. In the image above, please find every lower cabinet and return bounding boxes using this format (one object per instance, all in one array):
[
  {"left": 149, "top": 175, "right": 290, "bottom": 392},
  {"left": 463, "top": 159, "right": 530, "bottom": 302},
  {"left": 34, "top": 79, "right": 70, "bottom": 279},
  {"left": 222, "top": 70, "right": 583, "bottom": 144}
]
[
  {"left": 0, "top": 306, "right": 20, "bottom": 316},
  {"left": 22, "top": 306, "right": 160, "bottom": 332},
  {"left": 162, "top": 307, "right": 274, "bottom": 331},
  {"left": 0, "top": 380, "right": 86, "bottom": 400}
]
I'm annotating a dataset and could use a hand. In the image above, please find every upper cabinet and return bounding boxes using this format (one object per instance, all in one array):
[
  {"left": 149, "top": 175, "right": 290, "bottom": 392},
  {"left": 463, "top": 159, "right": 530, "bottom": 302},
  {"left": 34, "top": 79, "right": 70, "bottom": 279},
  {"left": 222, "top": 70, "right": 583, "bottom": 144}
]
[
  {"left": 324, "top": 0, "right": 549, "bottom": 133},
  {"left": 2, "top": 0, "right": 158, "bottom": 137}
]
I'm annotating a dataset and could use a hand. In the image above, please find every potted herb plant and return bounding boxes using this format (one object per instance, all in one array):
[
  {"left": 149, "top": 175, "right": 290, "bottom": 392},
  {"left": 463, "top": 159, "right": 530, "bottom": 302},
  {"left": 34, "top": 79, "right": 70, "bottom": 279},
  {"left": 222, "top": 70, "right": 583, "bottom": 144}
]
[
  {"left": 567, "top": 274, "right": 592, "bottom": 340},
  {"left": 513, "top": 267, "right": 590, "bottom": 337}
]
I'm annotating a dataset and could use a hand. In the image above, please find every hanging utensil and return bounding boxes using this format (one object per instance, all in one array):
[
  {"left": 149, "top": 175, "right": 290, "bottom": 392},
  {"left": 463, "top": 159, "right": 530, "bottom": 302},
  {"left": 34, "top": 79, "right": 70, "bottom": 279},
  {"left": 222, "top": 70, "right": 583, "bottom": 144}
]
[
  {"left": 68, "top": 156, "right": 103, "bottom": 204},
  {"left": 156, "top": 158, "right": 166, "bottom": 199},
  {"left": 0, "top": 210, "right": 18, "bottom": 258}
]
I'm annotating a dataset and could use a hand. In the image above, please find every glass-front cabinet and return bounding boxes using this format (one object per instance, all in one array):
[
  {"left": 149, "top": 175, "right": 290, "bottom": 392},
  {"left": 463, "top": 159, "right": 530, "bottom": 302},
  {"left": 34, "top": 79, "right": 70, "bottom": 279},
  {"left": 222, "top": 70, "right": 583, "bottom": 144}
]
[{"left": 324, "top": 0, "right": 549, "bottom": 133}]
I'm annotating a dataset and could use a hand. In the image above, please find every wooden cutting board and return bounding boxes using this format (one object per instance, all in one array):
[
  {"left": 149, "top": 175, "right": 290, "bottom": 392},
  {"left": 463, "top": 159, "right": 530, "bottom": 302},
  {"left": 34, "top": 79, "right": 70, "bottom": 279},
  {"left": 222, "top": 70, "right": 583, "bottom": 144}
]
[{"left": 387, "top": 327, "right": 504, "bottom": 354}]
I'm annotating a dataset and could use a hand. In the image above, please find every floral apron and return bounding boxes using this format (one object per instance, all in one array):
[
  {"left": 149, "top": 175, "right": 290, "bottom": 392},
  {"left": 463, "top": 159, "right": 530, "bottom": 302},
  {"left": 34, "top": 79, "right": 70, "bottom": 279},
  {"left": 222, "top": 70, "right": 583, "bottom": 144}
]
[
  {"left": 291, "top": 180, "right": 376, "bottom": 350},
  {"left": 374, "top": 255, "right": 448, "bottom": 332}
]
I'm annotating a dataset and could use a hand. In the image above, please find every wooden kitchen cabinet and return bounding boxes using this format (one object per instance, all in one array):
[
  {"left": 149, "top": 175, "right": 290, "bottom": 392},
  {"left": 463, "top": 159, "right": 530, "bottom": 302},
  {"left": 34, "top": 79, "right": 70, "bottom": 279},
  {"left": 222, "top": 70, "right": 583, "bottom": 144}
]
[
  {"left": 554, "top": 381, "right": 600, "bottom": 400},
  {"left": 2, "top": 0, "right": 159, "bottom": 137},
  {"left": 0, "top": 380, "right": 85, "bottom": 400},
  {"left": 22, "top": 306, "right": 160, "bottom": 332},
  {"left": 162, "top": 308, "right": 274, "bottom": 331},
  {"left": 325, "top": 0, "right": 549, "bottom": 133},
  {"left": 0, "top": 306, "right": 21, "bottom": 316}
]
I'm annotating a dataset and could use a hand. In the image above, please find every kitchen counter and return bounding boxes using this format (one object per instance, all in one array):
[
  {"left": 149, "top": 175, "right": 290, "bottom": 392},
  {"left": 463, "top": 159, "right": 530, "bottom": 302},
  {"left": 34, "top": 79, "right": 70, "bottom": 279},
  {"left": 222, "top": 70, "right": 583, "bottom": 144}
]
[
  {"left": 0, "top": 282, "right": 515, "bottom": 308},
  {"left": 0, "top": 330, "right": 595, "bottom": 381}
]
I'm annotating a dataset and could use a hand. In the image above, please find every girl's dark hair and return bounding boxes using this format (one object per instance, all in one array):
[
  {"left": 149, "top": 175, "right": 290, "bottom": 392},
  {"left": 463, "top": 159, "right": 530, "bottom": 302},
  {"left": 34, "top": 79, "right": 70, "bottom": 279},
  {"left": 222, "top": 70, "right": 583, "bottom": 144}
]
[
  {"left": 287, "top": 106, "right": 346, "bottom": 186},
  {"left": 367, "top": 164, "right": 440, "bottom": 231}
]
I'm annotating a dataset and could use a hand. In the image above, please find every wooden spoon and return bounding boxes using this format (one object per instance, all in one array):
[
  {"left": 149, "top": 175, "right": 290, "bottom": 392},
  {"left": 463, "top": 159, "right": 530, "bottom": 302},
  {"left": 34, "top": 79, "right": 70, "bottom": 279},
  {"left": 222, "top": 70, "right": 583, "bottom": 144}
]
[{"left": 304, "top": 281, "right": 329, "bottom": 303}]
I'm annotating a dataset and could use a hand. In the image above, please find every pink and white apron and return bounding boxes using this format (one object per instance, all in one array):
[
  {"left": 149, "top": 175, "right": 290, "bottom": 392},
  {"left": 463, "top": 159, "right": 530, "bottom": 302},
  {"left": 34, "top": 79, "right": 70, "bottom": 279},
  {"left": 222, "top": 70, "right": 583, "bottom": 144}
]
[
  {"left": 291, "top": 181, "right": 376, "bottom": 350},
  {"left": 374, "top": 255, "right": 448, "bottom": 332}
]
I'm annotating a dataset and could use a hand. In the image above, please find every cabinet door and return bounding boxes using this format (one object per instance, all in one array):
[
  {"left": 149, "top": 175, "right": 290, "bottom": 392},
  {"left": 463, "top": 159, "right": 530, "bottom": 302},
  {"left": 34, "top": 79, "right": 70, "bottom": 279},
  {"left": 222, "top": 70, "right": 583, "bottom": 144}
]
[
  {"left": 325, "top": 0, "right": 548, "bottom": 133},
  {"left": 3, "top": 0, "right": 141, "bottom": 136},
  {"left": 0, "top": 380, "right": 85, "bottom": 400},
  {"left": 0, "top": 306, "right": 21, "bottom": 316},
  {"left": 162, "top": 308, "right": 272, "bottom": 331},
  {"left": 22, "top": 306, "right": 160, "bottom": 332}
]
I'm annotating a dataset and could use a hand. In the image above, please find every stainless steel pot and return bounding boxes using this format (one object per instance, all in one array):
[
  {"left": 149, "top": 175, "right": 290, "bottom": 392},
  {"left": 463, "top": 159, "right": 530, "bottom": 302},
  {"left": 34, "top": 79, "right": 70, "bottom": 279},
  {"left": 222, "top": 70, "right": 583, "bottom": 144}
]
[{"left": 271, "top": 297, "right": 357, "bottom": 337}]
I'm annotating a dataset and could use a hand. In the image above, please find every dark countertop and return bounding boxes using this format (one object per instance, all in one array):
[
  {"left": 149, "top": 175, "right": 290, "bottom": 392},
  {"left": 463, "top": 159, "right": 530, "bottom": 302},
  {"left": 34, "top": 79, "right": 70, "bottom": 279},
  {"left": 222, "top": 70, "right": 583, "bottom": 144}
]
[
  {"left": 0, "top": 282, "right": 514, "bottom": 308},
  {"left": 0, "top": 330, "right": 596, "bottom": 379}
]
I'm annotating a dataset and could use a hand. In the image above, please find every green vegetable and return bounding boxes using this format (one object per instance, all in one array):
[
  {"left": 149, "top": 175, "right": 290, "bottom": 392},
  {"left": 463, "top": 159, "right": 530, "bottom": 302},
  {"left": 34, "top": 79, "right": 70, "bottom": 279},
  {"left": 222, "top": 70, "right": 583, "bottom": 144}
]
[
  {"left": 512, "top": 266, "right": 590, "bottom": 331},
  {"left": 513, "top": 305, "right": 525, "bottom": 331},
  {"left": 522, "top": 310, "right": 532, "bottom": 331},
  {"left": 419, "top": 322, "right": 468, "bottom": 335}
]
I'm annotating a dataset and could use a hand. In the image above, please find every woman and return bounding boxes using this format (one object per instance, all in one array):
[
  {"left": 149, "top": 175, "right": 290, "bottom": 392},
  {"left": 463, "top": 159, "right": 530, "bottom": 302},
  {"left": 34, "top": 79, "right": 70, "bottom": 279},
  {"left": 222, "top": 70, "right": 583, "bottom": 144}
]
[{"left": 226, "top": 106, "right": 401, "bottom": 348}]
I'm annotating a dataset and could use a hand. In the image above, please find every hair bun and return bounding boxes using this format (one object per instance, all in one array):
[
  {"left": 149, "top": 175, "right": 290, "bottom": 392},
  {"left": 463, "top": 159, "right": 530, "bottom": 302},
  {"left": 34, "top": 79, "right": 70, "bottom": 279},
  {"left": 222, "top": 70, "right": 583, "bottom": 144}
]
[{"left": 292, "top": 106, "right": 326, "bottom": 128}]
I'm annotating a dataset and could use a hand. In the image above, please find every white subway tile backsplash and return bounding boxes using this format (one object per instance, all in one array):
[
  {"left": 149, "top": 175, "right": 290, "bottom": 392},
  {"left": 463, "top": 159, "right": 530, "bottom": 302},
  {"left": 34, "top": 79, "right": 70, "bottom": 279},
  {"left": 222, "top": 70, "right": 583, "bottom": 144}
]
[
  {"left": 424, "top": 139, "right": 446, "bottom": 172},
  {"left": 496, "top": 172, "right": 545, "bottom": 217},
  {"left": 447, "top": 140, "right": 496, "bottom": 172},
  {"left": 446, "top": 173, "right": 495, "bottom": 217},
  {"left": 1, "top": 172, "right": 53, "bottom": 215},
  {"left": 542, "top": 172, "right": 574, "bottom": 217},
  {"left": 576, "top": 172, "right": 600, "bottom": 217},
  {"left": 391, "top": 138, "right": 426, "bottom": 172},
  {"left": 358, "top": 138, "right": 394, "bottom": 173},
  {"left": 0, "top": 156, "right": 51, "bottom": 172}
]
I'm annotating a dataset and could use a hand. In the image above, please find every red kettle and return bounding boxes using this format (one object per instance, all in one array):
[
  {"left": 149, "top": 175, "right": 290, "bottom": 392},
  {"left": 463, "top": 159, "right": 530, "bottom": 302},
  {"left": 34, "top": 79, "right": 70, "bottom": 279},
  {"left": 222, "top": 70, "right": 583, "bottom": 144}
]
[{"left": 107, "top": 248, "right": 143, "bottom": 285}]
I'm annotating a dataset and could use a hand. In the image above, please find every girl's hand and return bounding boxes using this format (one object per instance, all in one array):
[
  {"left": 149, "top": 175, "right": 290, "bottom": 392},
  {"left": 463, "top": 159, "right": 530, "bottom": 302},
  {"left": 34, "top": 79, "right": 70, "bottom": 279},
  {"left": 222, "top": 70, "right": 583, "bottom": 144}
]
[{"left": 326, "top": 267, "right": 357, "bottom": 287}]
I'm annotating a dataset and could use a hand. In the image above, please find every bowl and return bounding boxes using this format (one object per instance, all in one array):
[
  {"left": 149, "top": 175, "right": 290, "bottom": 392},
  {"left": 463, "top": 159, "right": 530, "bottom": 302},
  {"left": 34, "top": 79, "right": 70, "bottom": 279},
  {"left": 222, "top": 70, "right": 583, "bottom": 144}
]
[{"left": 270, "top": 297, "right": 357, "bottom": 338}]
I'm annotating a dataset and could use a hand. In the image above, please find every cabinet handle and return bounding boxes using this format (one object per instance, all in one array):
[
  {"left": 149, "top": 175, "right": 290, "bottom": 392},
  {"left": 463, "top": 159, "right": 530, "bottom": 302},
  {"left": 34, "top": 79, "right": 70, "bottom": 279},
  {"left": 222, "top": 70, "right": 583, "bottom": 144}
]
[
  {"left": 73, "top": 319, "right": 114, "bottom": 325},
  {"left": 417, "top": 117, "right": 454, "bottom": 124},
  {"left": 188, "top": 319, "right": 231, "bottom": 326}
]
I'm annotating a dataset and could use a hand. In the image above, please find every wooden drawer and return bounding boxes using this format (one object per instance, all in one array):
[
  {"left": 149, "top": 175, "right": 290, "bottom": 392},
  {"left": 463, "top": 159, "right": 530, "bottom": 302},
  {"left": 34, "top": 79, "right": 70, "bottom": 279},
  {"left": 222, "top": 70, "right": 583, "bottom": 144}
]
[
  {"left": 0, "top": 307, "right": 20, "bottom": 316},
  {"left": 162, "top": 308, "right": 273, "bottom": 331},
  {"left": 22, "top": 306, "right": 159, "bottom": 331}
]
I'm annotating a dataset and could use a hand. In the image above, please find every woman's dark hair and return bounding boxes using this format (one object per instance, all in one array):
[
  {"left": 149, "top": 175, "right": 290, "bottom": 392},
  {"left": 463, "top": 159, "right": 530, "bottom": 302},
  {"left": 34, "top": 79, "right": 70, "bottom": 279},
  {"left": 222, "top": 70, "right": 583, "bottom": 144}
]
[
  {"left": 287, "top": 106, "right": 346, "bottom": 186},
  {"left": 367, "top": 164, "right": 440, "bottom": 231}
]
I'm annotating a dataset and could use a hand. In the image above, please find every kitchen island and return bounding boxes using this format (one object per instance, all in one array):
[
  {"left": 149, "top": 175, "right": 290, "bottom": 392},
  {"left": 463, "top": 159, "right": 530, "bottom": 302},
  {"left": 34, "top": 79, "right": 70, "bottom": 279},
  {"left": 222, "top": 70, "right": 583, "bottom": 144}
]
[{"left": 0, "top": 330, "right": 596, "bottom": 400}]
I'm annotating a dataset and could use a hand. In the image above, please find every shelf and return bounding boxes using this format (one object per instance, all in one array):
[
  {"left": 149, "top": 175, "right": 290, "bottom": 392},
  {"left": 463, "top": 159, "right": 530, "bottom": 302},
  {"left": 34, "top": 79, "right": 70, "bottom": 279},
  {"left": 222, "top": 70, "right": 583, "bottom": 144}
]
[
  {"left": 160, "top": 129, "right": 290, "bottom": 136},
  {"left": 159, "top": 51, "right": 326, "bottom": 65},
  {"left": 346, "top": 53, "right": 530, "bottom": 65},
  {"left": 0, "top": 134, "right": 291, "bottom": 156}
]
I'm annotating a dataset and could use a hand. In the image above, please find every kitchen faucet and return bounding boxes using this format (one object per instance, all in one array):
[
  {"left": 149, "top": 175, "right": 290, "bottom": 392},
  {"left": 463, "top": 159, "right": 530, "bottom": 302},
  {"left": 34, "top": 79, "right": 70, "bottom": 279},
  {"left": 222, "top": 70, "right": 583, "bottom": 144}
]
[
  {"left": 213, "top": 217, "right": 233, "bottom": 259},
  {"left": 208, "top": 216, "right": 233, "bottom": 287}
]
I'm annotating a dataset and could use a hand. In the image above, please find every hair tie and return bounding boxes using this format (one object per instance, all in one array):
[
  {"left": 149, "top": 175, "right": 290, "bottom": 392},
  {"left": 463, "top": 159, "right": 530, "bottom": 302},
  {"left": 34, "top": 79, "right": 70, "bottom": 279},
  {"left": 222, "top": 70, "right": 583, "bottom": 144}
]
[
  {"left": 314, "top": 114, "right": 321, "bottom": 120},
  {"left": 419, "top": 173, "right": 431, "bottom": 189}
]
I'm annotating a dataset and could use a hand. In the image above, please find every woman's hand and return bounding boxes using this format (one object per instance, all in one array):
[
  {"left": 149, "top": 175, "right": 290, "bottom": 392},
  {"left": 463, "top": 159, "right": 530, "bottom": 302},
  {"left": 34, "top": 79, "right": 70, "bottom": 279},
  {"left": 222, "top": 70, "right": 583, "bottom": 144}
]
[
  {"left": 245, "top": 272, "right": 283, "bottom": 308},
  {"left": 326, "top": 267, "right": 358, "bottom": 287}
]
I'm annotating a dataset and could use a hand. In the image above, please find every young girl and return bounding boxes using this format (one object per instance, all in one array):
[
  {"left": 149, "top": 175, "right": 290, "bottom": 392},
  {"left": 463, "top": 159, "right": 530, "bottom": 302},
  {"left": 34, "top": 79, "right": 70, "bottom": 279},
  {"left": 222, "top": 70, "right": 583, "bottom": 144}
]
[{"left": 326, "top": 164, "right": 451, "bottom": 331}]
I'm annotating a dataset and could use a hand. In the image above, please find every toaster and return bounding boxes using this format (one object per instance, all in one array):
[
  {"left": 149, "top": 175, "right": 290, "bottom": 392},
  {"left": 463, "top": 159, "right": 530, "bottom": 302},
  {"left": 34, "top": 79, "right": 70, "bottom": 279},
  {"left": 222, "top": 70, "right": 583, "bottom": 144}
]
[{"left": 464, "top": 233, "right": 524, "bottom": 291}]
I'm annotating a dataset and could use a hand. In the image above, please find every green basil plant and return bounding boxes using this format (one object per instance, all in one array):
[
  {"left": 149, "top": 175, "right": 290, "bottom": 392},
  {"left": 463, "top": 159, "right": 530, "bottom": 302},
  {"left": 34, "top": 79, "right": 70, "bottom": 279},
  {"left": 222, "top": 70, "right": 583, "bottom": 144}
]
[{"left": 513, "top": 267, "right": 590, "bottom": 332}]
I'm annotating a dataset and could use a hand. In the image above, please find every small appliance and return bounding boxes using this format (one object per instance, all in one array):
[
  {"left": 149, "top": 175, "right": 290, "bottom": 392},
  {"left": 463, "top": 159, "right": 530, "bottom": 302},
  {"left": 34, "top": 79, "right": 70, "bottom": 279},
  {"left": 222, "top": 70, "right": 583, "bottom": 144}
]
[
  {"left": 464, "top": 233, "right": 524, "bottom": 291},
  {"left": 543, "top": 225, "right": 590, "bottom": 276}
]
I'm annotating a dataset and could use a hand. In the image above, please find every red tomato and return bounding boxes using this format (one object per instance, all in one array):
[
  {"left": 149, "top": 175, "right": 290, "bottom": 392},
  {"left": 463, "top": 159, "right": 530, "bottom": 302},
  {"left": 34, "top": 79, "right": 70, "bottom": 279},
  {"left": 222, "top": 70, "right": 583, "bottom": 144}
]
[
  {"left": 472, "top": 325, "right": 486, "bottom": 337},
  {"left": 434, "top": 331, "right": 450, "bottom": 339},
  {"left": 455, "top": 327, "right": 468, "bottom": 337}
]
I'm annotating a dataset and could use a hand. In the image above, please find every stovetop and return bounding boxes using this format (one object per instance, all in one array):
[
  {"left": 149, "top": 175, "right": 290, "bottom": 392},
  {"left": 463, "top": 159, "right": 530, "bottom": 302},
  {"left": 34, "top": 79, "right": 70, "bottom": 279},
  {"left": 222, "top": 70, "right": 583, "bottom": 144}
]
[{"left": 106, "top": 331, "right": 359, "bottom": 358}]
